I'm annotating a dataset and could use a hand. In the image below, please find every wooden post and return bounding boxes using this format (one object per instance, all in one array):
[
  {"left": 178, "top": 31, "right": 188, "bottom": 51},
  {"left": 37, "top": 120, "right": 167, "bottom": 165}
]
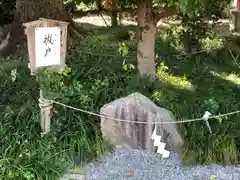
[
  {"left": 39, "top": 90, "right": 53, "bottom": 134},
  {"left": 23, "top": 18, "right": 68, "bottom": 133}
]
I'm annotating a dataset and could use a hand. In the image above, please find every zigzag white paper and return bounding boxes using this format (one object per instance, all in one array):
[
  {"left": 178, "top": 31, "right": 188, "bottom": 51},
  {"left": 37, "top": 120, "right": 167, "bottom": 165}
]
[
  {"left": 161, "top": 150, "right": 170, "bottom": 158},
  {"left": 152, "top": 128, "right": 170, "bottom": 158},
  {"left": 153, "top": 135, "right": 161, "bottom": 146}
]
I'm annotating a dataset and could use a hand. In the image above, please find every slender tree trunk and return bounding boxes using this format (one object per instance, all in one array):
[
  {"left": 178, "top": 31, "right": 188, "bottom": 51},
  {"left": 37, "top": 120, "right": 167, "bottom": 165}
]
[
  {"left": 0, "top": 0, "right": 81, "bottom": 57},
  {"left": 137, "top": 0, "right": 156, "bottom": 80},
  {"left": 119, "top": 4, "right": 123, "bottom": 25},
  {"left": 111, "top": 0, "right": 118, "bottom": 26},
  {"left": 96, "top": 0, "right": 102, "bottom": 10}
]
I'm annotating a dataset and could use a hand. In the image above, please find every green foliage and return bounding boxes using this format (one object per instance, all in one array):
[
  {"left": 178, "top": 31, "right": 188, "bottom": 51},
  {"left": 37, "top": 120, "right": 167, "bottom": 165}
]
[
  {"left": 36, "top": 65, "right": 76, "bottom": 99},
  {"left": 156, "top": 24, "right": 224, "bottom": 55},
  {"left": 10, "top": 68, "right": 18, "bottom": 82},
  {"left": 178, "top": 0, "right": 231, "bottom": 19},
  {"left": 203, "top": 99, "right": 219, "bottom": 115},
  {"left": 154, "top": 26, "right": 240, "bottom": 165},
  {"left": 174, "top": 0, "right": 230, "bottom": 52},
  {"left": 156, "top": 62, "right": 195, "bottom": 91},
  {"left": 156, "top": 25, "right": 185, "bottom": 53},
  {"left": 118, "top": 42, "right": 135, "bottom": 71},
  {"left": 0, "top": 62, "right": 71, "bottom": 180},
  {"left": 118, "top": 42, "right": 129, "bottom": 56},
  {"left": 200, "top": 37, "right": 224, "bottom": 50}
]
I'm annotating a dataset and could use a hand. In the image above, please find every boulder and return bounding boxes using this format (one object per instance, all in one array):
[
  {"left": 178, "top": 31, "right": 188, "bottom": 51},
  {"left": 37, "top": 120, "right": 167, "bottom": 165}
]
[{"left": 100, "top": 92, "right": 184, "bottom": 152}]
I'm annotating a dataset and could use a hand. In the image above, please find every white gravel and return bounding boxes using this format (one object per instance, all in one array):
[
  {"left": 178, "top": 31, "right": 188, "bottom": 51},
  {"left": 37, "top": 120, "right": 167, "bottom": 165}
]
[{"left": 86, "top": 150, "right": 240, "bottom": 180}]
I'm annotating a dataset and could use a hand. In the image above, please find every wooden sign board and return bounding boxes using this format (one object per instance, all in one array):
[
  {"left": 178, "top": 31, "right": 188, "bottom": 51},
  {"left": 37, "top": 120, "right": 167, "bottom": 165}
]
[{"left": 23, "top": 18, "right": 69, "bottom": 74}]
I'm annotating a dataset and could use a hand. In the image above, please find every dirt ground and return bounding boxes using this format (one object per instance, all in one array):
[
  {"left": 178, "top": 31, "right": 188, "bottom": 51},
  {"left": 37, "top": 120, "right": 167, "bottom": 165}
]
[{"left": 74, "top": 14, "right": 231, "bottom": 38}]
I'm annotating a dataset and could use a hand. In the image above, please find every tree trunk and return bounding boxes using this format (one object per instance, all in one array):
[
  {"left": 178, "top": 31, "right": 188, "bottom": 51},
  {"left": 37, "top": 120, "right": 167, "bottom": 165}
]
[
  {"left": 111, "top": 0, "right": 118, "bottom": 26},
  {"left": 137, "top": 0, "right": 156, "bottom": 80},
  {"left": 0, "top": 0, "right": 81, "bottom": 58},
  {"left": 119, "top": 4, "right": 124, "bottom": 25},
  {"left": 96, "top": 0, "right": 102, "bottom": 11}
]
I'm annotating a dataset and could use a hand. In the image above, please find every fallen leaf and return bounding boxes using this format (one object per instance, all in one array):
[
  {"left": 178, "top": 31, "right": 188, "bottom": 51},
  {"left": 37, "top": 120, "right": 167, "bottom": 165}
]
[{"left": 127, "top": 166, "right": 133, "bottom": 177}]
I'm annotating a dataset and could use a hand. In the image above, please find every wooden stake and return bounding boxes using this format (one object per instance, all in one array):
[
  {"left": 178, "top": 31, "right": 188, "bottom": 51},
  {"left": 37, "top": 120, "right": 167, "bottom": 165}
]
[{"left": 39, "top": 90, "right": 53, "bottom": 134}]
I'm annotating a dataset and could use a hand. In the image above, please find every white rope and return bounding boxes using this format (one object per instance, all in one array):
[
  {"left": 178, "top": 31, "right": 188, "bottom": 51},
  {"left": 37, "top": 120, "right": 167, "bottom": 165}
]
[{"left": 49, "top": 99, "right": 240, "bottom": 125}]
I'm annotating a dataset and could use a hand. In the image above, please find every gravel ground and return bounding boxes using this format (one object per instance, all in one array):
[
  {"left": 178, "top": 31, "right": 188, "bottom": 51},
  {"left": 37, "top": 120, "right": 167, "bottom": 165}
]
[{"left": 86, "top": 150, "right": 240, "bottom": 180}]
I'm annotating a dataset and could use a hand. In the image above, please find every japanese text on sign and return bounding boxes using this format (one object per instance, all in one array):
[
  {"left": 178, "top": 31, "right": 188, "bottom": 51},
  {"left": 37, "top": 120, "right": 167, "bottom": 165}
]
[{"left": 35, "top": 27, "right": 61, "bottom": 68}]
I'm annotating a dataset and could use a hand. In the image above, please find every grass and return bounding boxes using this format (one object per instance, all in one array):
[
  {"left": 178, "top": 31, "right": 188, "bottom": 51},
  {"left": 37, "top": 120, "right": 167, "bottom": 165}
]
[
  {"left": 1, "top": 24, "right": 240, "bottom": 179},
  {"left": 154, "top": 28, "right": 240, "bottom": 165}
]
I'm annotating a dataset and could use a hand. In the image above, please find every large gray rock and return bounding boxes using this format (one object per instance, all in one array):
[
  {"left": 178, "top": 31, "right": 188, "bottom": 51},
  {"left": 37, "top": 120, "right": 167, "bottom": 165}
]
[{"left": 100, "top": 92, "right": 184, "bottom": 152}]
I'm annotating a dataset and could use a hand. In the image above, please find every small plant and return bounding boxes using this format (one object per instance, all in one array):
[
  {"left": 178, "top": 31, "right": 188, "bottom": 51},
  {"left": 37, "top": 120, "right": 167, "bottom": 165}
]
[
  {"left": 200, "top": 36, "right": 224, "bottom": 50},
  {"left": 35, "top": 65, "right": 73, "bottom": 99},
  {"left": 158, "top": 62, "right": 169, "bottom": 73},
  {"left": 118, "top": 42, "right": 129, "bottom": 57},
  {"left": 118, "top": 42, "right": 135, "bottom": 72},
  {"left": 10, "top": 68, "right": 17, "bottom": 82},
  {"left": 209, "top": 175, "right": 217, "bottom": 180},
  {"left": 122, "top": 59, "right": 135, "bottom": 71}
]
